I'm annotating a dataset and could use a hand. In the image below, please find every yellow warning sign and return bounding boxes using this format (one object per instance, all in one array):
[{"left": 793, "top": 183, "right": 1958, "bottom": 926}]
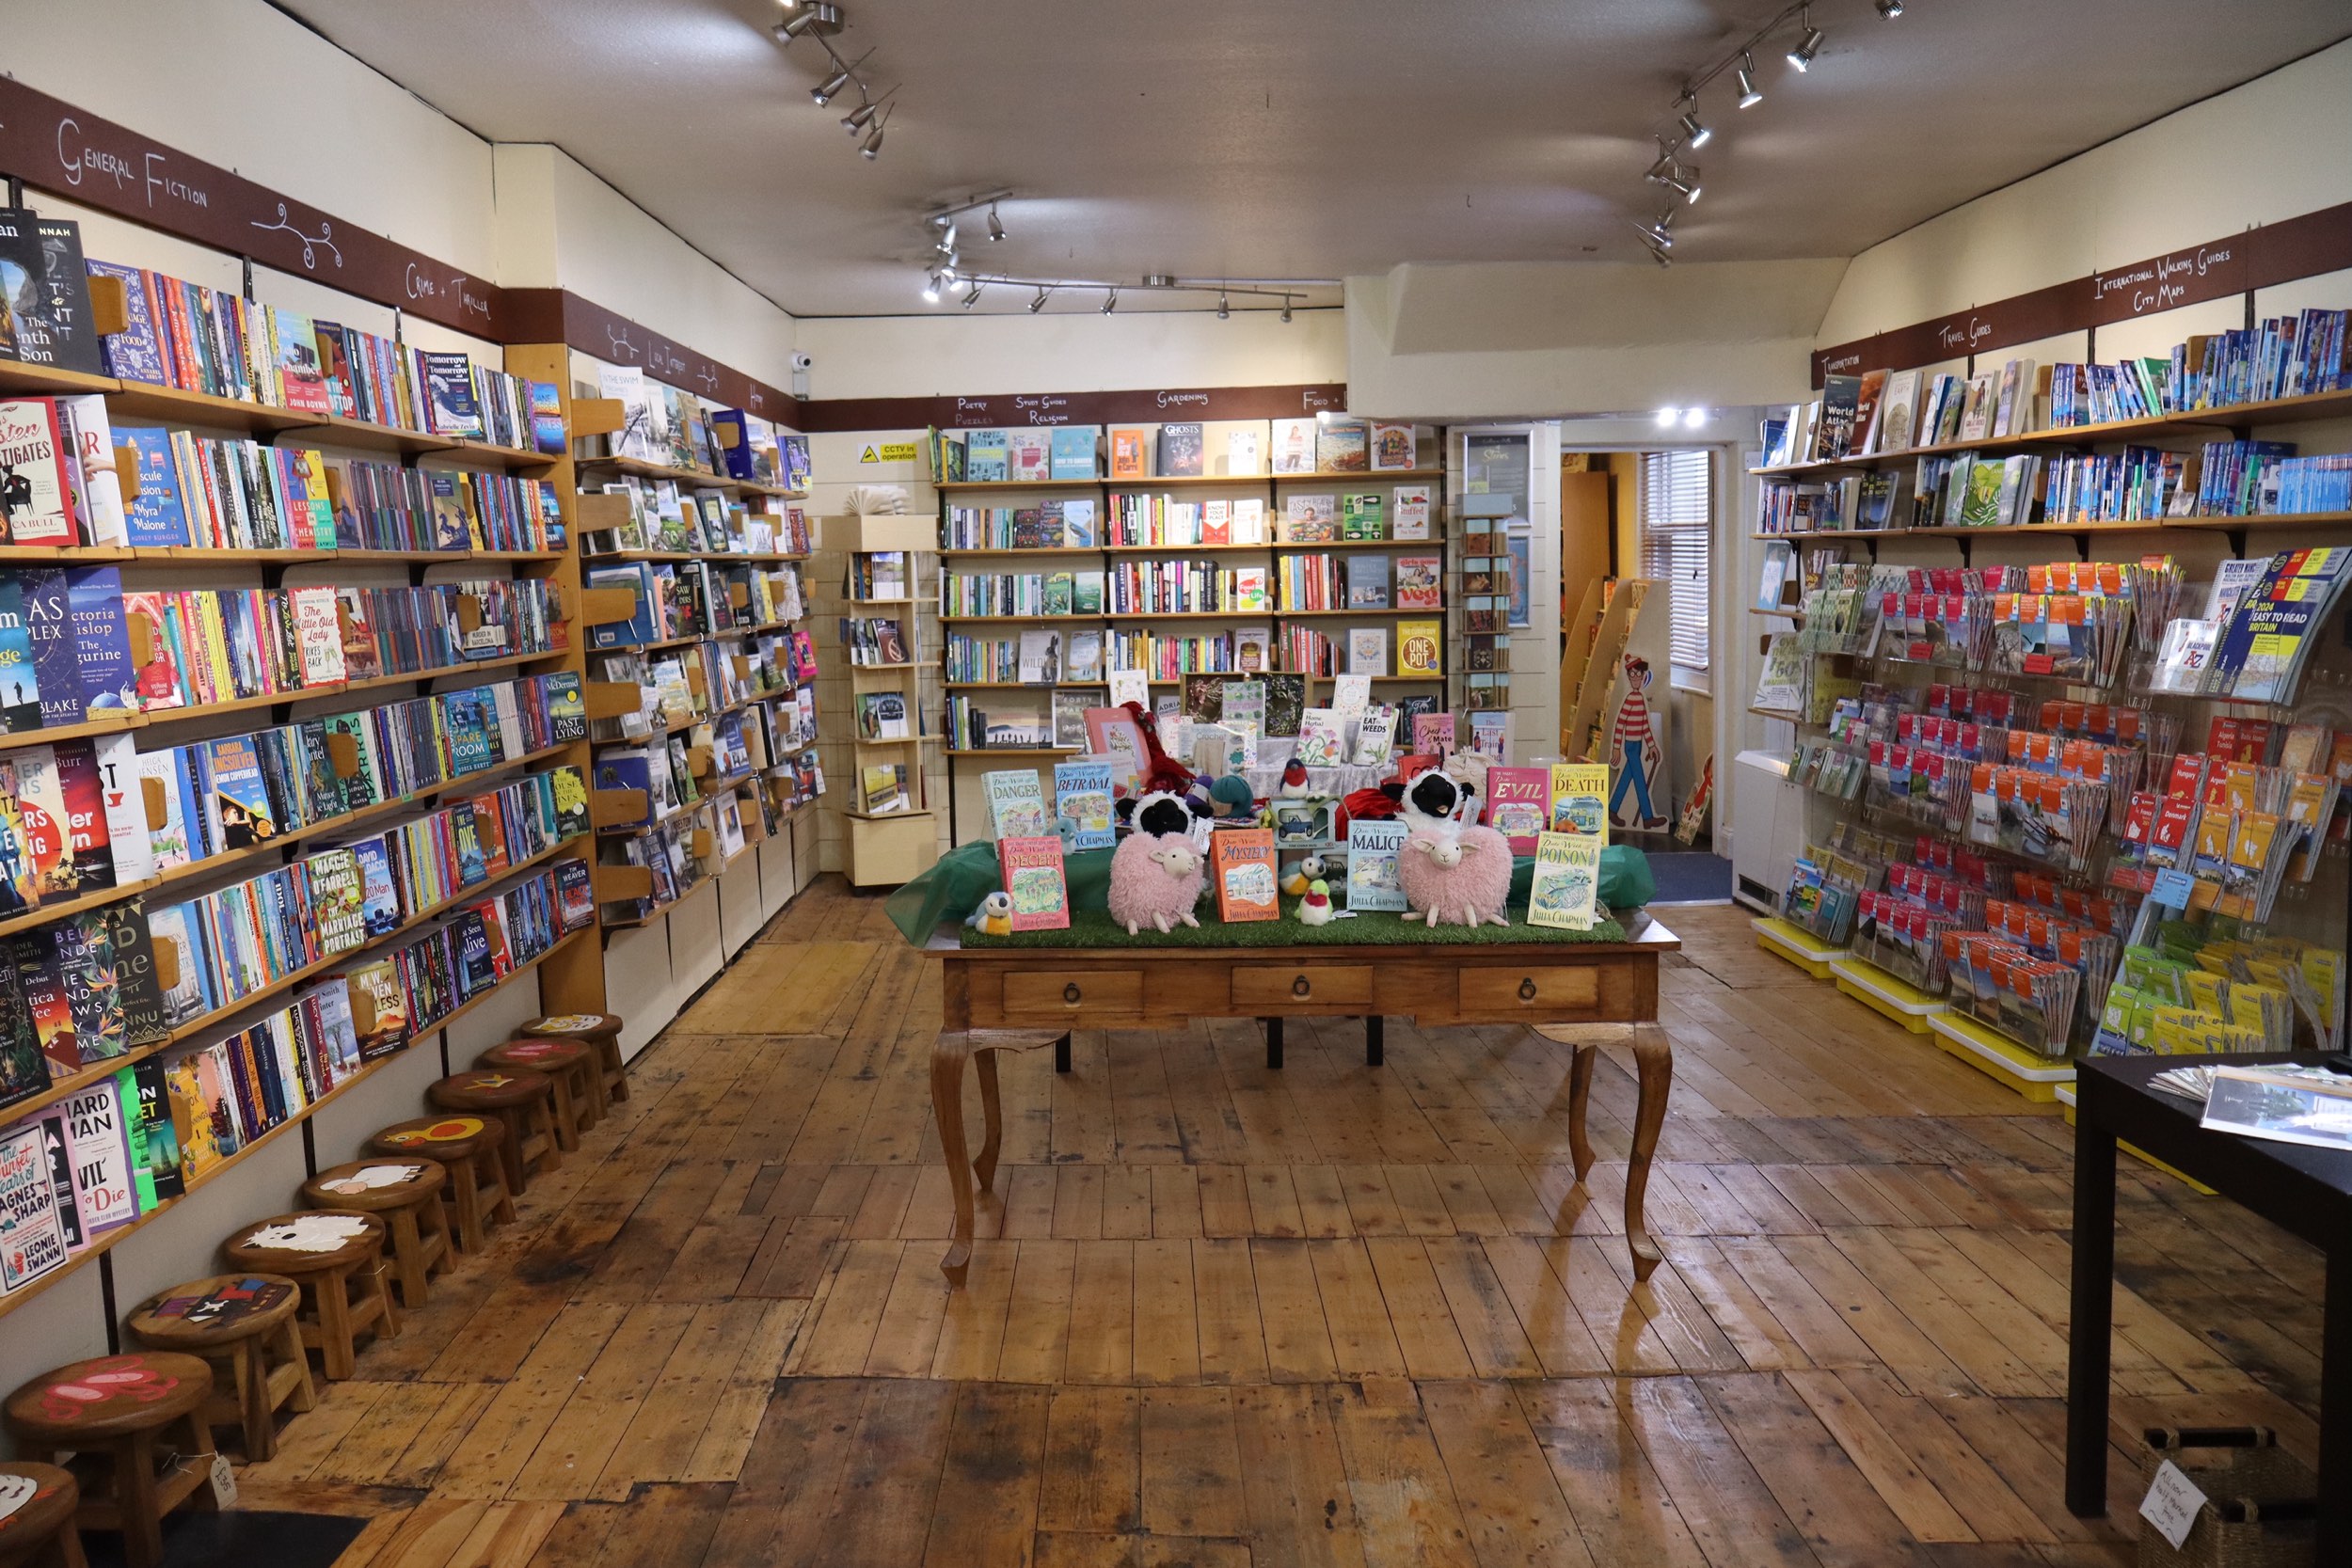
[{"left": 860, "top": 441, "right": 919, "bottom": 464}]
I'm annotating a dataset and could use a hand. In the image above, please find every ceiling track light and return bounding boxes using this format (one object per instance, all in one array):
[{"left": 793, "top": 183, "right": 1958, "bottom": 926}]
[
  {"left": 1216, "top": 291, "right": 1230, "bottom": 320},
  {"left": 1736, "top": 53, "right": 1763, "bottom": 107},
  {"left": 961, "top": 280, "right": 984, "bottom": 309},
  {"left": 1630, "top": 216, "right": 1674, "bottom": 251},
  {"left": 771, "top": 2, "right": 842, "bottom": 41},
  {"left": 860, "top": 114, "right": 886, "bottom": 159},
  {"left": 1102, "top": 290, "right": 1117, "bottom": 314},
  {"left": 920, "top": 272, "right": 942, "bottom": 304},
  {"left": 1677, "top": 105, "right": 1710, "bottom": 149},
  {"left": 1029, "top": 287, "right": 1050, "bottom": 313},
  {"left": 841, "top": 99, "right": 882, "bottom": 135},
  {"left": 1788, "top": 10, "right": 1824, "bottom": 71},
  {"left": 1280, "top": 297, "right": 1293, "bottom": 324},
  {"left": 1876, "top": 0, "right": 1904, "bottom": 13},
  {"left": 934, "top": 224, "right": 958, "bottom": 255},
  {"left": 987, "top": 203, "right": 1006, "bottom": 243}
]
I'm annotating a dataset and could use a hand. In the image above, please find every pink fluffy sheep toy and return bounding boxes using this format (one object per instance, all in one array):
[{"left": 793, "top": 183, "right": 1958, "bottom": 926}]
[
  {"left": 1108, "top": 790, "right": 1213, "bottom": 935},
  {"left": 1389, "top": 768, "right": 1513, "bottom": 927}
]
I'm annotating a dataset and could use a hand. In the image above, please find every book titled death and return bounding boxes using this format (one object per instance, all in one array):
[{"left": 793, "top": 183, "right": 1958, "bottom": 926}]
[{"left": 998, "top": 835, "right": 1071, "bottom": 930}]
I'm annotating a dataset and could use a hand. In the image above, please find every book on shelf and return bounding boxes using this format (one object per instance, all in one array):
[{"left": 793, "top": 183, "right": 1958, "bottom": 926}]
[
  {"left": 1347, "top": 627, "right": 1388, "bottom": 676},
  {"left": 1049, "top": 427, "right": 1099, "bottom": 481},
  {"left": 1228, "top": 426, "right": 1263, "bottom": 476},
  {"left": 1395, "top": 621, "right": 1441, "bottom": 676},
  {"left": 1369, "top": 423, "right": 1417, "bottom": 472},
  {"left": 1316, "top": 420, "right": 1369, "bottom": 474},
  {"left": 1009, "top": 431, "right": 1053, "bottom": 483},
  {"left": 859, "top": 764, "right": 911, "bottom": 815},
  {"left": 1345, "top": 556, "right": 1391, "bottom": 609},
  {"left": 1108, "top": 427, "right": 1147, "bottom": 480},
  {"left": 1270, "top": 419, "right": 1315, "bottom": 475},
  {"left": 1157, "top": 424, "right": 1204, "bottom": 479}
]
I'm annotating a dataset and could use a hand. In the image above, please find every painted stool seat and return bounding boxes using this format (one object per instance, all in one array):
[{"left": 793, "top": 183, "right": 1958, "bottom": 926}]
[
  {"left": 124, "top": 1274, "right": 316, "bottom": 1461},
  {"left": 370, "top": 1116, "right": 516, "bottom": 1255},
  {"left": 480, "top": 1037, "right": 596, "bottom": 1146},
  {"left": 302, "top": 1159, "right": 453, "bottom": 1308},
  {"left": 519, "top": 1013, "right": 628, "bottom": 1104},
  {"left": 221, "top": 1212, "right": 398, "bottom": 1382},
  {"left": 4, "top": 1354, "right": 216, "bottom": 1568},
  {"left": 0, "top": 1463, "right": 86, "bottom": 1568},
  {"left": 429, "top": 1070, "right": 560, "bottom": 1196}
]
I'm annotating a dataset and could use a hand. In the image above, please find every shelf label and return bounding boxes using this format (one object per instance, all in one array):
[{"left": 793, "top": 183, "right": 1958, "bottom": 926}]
[{"left": 2149, "top": 868, "right": 2197, "bottom": 911}]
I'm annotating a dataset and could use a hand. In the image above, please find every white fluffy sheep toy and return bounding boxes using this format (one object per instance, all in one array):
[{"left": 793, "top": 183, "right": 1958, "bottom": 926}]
[
  {"left": 1390, "top": 768, "right": 1513, "bottom": 927},
  {"left": 1108, "top": 790, "right": 1212, "bottom": 935}
]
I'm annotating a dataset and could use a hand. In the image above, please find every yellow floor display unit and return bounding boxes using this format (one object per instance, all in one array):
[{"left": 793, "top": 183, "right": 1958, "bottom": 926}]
[{"left": 1751, "top": 915, "right": 1845, "bottom": 979}]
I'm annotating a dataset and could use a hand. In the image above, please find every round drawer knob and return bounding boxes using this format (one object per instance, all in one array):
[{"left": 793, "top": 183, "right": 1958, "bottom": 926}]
[
  {"left": 1292, "top": 975, "right": 1312, "bottom": 998},
  {"left": 1063, "top": 983, "right": 1082, "bottom": 1005},
  {"left": 1518, "top": 977, "right": 1538, "bottom": 1001}
]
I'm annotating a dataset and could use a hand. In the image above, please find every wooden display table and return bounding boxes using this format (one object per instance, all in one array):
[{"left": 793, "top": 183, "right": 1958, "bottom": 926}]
[{"left": 928, "top": 915, "right": 1679, "bottom": 1286}]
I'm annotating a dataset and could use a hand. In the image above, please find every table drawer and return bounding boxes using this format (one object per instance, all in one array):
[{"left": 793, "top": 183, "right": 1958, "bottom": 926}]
[
  {"left": 1230, "top": 963, "right": 1374, "bottom": 1011},
  {"left": 1457, "top": 964, "right": 1602, "bottom": 1016},
  {"left": 999, "top": 968, "right": 1145, "bottom": 1022}
]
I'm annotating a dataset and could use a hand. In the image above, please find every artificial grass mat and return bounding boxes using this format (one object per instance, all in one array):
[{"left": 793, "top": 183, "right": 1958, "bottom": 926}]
[{"left": 959, "top": 906, "right": 1629, "bottom": 949}]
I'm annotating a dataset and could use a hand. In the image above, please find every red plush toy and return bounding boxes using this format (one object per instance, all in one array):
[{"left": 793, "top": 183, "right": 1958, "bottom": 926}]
[{"left": 1120, "top": 699, "right": 1196, "bottom": 800}]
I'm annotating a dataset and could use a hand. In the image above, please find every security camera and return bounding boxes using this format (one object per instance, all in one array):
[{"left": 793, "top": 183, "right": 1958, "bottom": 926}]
[{"left": 790, "top": 352, "right": 815, "bottom": 372}]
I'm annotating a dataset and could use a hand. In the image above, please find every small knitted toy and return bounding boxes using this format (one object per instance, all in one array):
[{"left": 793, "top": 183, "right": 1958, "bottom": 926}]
[
  {"left": 1279, "top": 851, "right": 1329, "bottom": 898},
  {"left": 965, "top": 890, "right": 1014, "bottom": 936},
  {"left": 1297, "top": 879, "right": 1335, "bottom": 926},
  {"left": 1107, "top": 832, "right": 1206, "bottom": 935}
]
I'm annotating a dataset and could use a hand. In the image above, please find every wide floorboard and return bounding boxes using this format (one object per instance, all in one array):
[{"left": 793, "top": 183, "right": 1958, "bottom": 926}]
[{"left": 265, "top": 884, "right": 2321, "bottom": 1568}]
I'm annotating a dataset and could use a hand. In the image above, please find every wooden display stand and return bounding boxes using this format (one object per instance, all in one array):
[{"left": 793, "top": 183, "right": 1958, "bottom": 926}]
[
  {"left": 1561, "top": 578, "right": 1651, "bottom": 763},
  {"left": 835, "top": 513, "right": 941, "bottom": 887}
]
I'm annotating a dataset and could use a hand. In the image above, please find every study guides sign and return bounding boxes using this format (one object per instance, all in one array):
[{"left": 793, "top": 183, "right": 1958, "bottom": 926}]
[{"left": 0, "top": 76, "right": 507, "bottom": 339}]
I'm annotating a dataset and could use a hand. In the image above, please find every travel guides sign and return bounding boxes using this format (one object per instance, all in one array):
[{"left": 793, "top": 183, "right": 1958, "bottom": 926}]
[{"left": 0, "top": 75, "right": 506, "bottom": 339}]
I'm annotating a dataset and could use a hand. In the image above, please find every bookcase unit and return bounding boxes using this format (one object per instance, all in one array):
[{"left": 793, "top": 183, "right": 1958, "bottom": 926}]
[
  {"left": 833, "top": 512, "right": 941, "bottom": 887},
  {"left": 931, "top": 426, "right": 1450, "bottom": 842},
  {"left": 1737, "top": 324, "right": 2352, "bottom": 1102},
  {"left": 0, "top": 272, "right": 599, "bottom": 1324},
  {"left": 563, "top": 387, "right": 824, "bottom": 940}
]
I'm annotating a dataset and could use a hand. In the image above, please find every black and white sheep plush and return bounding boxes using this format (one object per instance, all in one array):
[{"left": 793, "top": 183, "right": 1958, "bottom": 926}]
[
  {"left": 1118, "top": 788, "right": 1213, "bottom": 847},
  {"left": 1384, "top": 768, "right": 1477, "bottom": 835}
]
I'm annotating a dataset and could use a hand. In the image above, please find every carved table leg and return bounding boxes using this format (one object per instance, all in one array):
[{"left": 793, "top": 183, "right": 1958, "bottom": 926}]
[
  {"left": 1625, "top": 1024, "right": 1675, "bottom": 1282},
  {"left": 1566, "top": 1043, "right": 1597, "bottom": 1180},
  {"left": 931, "top": 1033, "right": 977, "bottom": 1286},
  {"left": 974, "top": 1049, "right": 1005, "bottom": 1191}
]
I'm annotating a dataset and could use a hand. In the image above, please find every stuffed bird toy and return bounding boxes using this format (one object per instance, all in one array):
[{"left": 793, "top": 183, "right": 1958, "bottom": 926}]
[
  {"left": 1278, "top": 757, "right": 1311, "bottom": 798},
  {"left": 1297, "top": 879, "right": 1335, "bottom": 926},
  {"left": 966, "top": 890, "right": 1015, "bottom": 936},
  {"left": 1279, "top": 851, "right": 1329, "bottom": 898}
]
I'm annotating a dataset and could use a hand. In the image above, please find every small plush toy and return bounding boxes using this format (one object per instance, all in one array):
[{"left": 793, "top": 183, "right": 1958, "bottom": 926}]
[
  {"left": 1278, "top": 757, "right": 1311, "bottom": 798},
  {"left": 1397, "top": 822, "right": 1514, "bottom": 927},
  {"left": 1209, "top": 773, "right": 1258, "bottom": 819},
  {"left": 1108, "top": 832, "right": 1207, "bottom": 934},
  {"left": 965, "top": 890, "right": 1014, "bottom": 936},
  {"left": 1279, "top": 851, "right": 1329, "bottom": 898},
  {"left": 1297, "top": 879, "right": 1335, "bottom": 926}
]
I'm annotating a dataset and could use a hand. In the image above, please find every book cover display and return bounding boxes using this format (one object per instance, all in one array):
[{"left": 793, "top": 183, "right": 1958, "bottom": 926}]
[
  {"left": 1213, "top": 829, "right": 1279, "bottom": 922},
  {"left": 999, "top": 836, "right": 1070, "bottom": 930}
]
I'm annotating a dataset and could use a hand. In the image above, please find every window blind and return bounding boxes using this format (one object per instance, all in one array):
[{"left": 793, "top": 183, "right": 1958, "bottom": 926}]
[{"left": 1640, "top": 448, "right": 1711, "bottom": 674}]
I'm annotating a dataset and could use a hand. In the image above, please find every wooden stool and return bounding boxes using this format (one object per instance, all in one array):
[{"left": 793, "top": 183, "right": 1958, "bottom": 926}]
[
  {"left": 4, "top": 1354, "right": 215, "bottom": 1568},
  {"left": 929, "top": 1028, "right": 1072, "bottom": 1285},
  {"left": 221, "top": 1213, "right": 398, "bottom": 1382},
  {"left": 371, "top": 1116, "right": 515, "bottom": 1256},
  {"left": 519, "top": 1013, "right": 628, "bottom": 1104},
  {"left": 303, "top": 1159, "right": 453, "bottom": 1308},
  {"left": 123, "top": 1275, "right": 315, "bottom": 1462},
  {"left": 429, "top": 1070, "right": 560, "bottom": 1196},
  {"left": 0, "top": 1464, "right": 87, "bottom": 1568},
  {"left": 479, "top": 1037, "right": 597, "bottom": 1145},
  {"left": 1534, "top": 1022, "right": 1676, "bottom": 1282}
]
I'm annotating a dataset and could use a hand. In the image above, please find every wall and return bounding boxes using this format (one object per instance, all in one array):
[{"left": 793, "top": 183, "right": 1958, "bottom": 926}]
[
  {"left": 1344, "top": 260, "right": 1848, "bottom": 423},
  {"left": 794, "top": 308, "right": 1343, "bottom": 401}
]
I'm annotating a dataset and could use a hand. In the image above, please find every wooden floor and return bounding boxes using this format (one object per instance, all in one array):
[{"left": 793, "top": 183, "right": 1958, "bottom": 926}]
[{"left": 256, "top": 883, "right": 2328, "bottom": 1568}]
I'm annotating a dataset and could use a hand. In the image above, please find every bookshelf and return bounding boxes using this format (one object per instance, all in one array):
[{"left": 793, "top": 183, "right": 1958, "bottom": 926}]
[
  {"left": 834, "top": 513, "right": 941, "bottom": 887},
  {"left": 564, "top": 384, "right": 824, "bottom": 931},
  {"left": 1739, "top": 319, "right": 2352, "bottom": 1101},
  {"left": 0, "top": 263, "right": 601, "bottom": 1321},
  {"left": 927, "top": 428, "right": 1452, "bottom": 842}
]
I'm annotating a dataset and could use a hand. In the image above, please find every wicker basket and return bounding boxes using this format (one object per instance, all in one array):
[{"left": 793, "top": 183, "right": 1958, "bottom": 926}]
[{"left": 2138, "top": 1427, "right": 2315, "bottom": 1568}]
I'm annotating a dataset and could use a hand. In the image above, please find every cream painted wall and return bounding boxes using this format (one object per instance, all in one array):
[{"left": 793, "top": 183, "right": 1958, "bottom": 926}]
[
  {"left": 1345, "top": 260, "right": 1848, "bottom": 422},
  {"left": 499, "top": 145, "right": 803, "bottom": 390},
  {"left": 794, "top": 307, "right": 1344, "bottom": 401},
  {"left": 2, "top": 0, "right": 500, "bottom": 277},
  {"left": 1820, "top": 39, "right": 2352, "bottom": 342}
]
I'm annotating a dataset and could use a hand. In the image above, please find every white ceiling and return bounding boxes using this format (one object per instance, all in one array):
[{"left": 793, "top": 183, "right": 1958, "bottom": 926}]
[{"left": 274, "top": 0, "right": 2351, "bottom": 318}]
